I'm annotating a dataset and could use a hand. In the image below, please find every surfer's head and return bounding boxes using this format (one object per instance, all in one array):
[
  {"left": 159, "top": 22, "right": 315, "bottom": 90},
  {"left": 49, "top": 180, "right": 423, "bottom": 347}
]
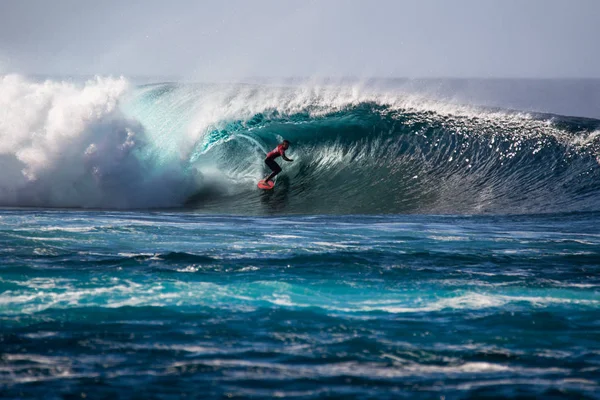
[{"left": 282, "top": 140, "right": 290, "bottom": 150}]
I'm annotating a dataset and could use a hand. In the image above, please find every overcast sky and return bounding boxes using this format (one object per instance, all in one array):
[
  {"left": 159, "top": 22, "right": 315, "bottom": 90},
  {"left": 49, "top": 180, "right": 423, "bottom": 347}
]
[{"left": 0, "top": 0, "right": 598, "bottom": 79}]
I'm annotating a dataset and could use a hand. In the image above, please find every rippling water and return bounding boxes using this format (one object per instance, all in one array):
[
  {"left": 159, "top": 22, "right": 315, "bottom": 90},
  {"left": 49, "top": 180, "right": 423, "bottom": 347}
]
[{"left": 1, "top": 210, "right": 599, "bottom": 399}]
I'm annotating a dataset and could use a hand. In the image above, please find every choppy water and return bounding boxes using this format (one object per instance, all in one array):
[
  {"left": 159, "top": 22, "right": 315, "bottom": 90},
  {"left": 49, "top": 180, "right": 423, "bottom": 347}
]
[{"left": 1, "top": 210, "right": 599, "bottom": 399}]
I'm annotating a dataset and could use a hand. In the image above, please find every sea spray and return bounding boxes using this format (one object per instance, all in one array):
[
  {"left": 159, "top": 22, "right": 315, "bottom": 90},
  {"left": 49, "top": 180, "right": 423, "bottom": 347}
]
[{"left": 0, "top": 75, "right": 198, "bottom": 208}]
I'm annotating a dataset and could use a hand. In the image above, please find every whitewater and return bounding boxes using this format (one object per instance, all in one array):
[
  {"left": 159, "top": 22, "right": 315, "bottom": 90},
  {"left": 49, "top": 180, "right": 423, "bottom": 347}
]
[{"left": 1, "top": 75, "right": 599, "bottom": 399}]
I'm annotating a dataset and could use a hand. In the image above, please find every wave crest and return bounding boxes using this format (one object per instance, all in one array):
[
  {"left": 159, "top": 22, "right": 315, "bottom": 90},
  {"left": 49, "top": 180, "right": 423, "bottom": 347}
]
[{"left": 2, "top": 77, "right": 599, "bottom": 213}]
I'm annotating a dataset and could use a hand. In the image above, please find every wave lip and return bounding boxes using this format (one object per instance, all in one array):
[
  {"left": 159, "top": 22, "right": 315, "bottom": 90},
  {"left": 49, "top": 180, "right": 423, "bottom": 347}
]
[{"left": 179, "top": 87, "right": 600, "bottom": 215}]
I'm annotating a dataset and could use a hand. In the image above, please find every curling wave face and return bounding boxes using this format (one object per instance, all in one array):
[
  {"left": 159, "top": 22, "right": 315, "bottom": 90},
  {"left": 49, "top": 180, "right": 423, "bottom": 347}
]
[{"left": 1, "top": 75, "right": 599, "bottom": 214}]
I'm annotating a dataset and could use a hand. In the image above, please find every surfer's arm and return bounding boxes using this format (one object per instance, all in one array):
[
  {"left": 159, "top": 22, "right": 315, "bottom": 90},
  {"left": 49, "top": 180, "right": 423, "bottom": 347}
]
[{"left": 282, "top": 154, "right": 293, "bottom": 162}]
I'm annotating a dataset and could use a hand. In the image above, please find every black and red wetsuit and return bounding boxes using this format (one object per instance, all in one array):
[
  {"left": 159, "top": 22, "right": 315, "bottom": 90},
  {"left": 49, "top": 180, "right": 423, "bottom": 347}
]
[{"left": 264, "top": 144, "right": 286, "bottom": 176}]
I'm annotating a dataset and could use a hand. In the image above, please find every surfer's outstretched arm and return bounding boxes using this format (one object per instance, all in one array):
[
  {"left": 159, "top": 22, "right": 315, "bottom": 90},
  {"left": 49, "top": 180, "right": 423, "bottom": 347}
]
[{"left": 282, "top": 155, "right": 293, "bottom": 162}]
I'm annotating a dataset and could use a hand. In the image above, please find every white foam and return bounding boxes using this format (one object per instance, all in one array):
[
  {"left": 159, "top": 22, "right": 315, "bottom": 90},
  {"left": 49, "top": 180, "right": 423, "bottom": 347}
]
[
  {"left": 238, "top": 266, "right": 260, "bottom": 272},
  {"left": 3, "top": 276, "right": 598, "bottom": 315},
  {"left": 264, "top": 234, "right": 304, "bottom": 239},
  {"left": 326, "top": 292, "right": 599, "bottom": 314},
  {"left": 0, "top": 74, "right": 198, "bottom": 208},
  {"left": 185, "top": 359, "right": 568, "bottom": 380},
  {"left": 312, "top": 241, "right": 351, "bottom": 249},
  {"left": 176, "top": 265, "right": 202, "bottom": 273}
]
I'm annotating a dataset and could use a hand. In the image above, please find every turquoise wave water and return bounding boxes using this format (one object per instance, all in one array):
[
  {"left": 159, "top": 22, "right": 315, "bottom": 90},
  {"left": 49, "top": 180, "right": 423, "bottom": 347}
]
[
  {"left": 1, "top": 76, "right": 599, "bottom": 214},
  {"left": 126, "top": 83, "right": 600, "bottom": 214},
  {"left": 1, "top": 210, "right": 599, "bottom": 399}
]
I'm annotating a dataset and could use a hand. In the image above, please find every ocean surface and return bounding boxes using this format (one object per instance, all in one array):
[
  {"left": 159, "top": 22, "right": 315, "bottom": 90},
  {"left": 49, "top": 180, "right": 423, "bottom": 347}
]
[{"left": 1, "top": 75, "right": 599, "bottom": 399}]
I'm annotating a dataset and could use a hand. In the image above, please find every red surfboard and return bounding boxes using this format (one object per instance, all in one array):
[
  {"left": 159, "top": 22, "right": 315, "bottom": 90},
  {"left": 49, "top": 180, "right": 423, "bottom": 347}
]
[{"left": 257, "top": 180, "right": 275, "bottom": 190}]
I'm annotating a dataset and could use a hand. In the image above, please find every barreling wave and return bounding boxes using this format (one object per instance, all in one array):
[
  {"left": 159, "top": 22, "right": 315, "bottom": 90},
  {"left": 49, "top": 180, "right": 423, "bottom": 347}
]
[{"left": 1, "top": 75, "right": 599, "bottom": 214}]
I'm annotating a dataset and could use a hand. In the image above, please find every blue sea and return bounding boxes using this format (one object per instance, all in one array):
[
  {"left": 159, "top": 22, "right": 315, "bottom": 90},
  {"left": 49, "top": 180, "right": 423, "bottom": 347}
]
[{"left": 1, "top": 75, "right": 599, "bottom": 399}]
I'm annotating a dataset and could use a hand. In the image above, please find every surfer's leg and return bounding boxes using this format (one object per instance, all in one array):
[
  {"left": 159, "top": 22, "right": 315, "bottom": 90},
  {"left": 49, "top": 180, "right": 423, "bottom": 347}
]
[
  {"left": 265, "top": 171, "right": 278, "bottom": 182},
  {"left": 265, "top": 167, "right": 281, "bottom": 182},
  {"left": 264, "top": 159, "right": 282, "bottom": 182}
]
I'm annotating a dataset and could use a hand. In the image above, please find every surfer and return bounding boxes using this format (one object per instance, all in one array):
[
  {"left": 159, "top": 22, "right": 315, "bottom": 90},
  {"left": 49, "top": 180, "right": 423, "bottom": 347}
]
[{"left": 263, "top": 140, "right": 293, "bottom": 183}]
